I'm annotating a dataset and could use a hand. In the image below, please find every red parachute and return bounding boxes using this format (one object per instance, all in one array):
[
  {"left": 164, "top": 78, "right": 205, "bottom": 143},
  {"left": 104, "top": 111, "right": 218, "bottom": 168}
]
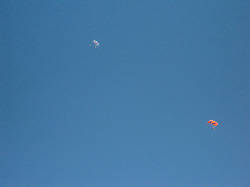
[{"left": 208, "top": 120, "right": 218, "bottom": 128}]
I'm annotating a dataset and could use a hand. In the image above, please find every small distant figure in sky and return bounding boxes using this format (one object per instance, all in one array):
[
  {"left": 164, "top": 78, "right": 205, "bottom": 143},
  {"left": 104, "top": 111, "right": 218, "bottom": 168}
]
[
  {"left": 208, "top": 120, "right": 219, "bottom": 129},
  {"left": 90, "top": 40, "right": 100, "bottom": 48}
]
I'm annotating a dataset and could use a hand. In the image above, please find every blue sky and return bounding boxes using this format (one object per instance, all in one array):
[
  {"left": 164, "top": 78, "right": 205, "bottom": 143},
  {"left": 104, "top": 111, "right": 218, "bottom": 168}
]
[{"left": 1, "top": 0, "right": 249, "bottom": 186}]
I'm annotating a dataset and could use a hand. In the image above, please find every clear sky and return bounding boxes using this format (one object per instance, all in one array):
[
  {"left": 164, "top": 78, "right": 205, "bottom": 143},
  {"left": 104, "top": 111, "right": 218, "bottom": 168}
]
[{"left": 1, "top": 0, "right": 249, "bottom": 186}]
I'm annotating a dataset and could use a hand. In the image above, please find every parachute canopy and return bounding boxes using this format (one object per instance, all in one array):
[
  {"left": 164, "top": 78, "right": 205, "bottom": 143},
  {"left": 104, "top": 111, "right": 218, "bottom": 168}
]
[
  {"left": 90, "top": 40, "right": 100, "bottom": 48},
  {"left": 208, "top": 120, "right": 218, "bottom": 128}
]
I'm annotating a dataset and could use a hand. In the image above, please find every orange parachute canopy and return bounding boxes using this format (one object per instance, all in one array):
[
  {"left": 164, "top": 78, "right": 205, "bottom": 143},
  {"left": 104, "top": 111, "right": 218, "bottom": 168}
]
[{"left": 208, "top": 120, "right": 218, "bottom": 128}]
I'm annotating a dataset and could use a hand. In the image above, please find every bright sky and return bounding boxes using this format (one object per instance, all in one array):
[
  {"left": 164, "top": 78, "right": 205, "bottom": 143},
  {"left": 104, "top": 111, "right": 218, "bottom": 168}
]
[{"left": 1, "top": 0, "right": 249, "bottom": 186}]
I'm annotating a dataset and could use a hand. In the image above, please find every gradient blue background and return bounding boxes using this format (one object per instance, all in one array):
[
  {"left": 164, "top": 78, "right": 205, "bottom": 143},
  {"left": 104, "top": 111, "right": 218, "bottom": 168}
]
[{"left": 1, "top": 0, "right": 249, "bottom": 186}]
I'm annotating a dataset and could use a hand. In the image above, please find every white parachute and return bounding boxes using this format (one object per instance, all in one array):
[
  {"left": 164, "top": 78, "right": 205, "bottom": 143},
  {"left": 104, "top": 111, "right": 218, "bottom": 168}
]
[{"left": 90, "top": 40, "right": 100, "bottom": 48}]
